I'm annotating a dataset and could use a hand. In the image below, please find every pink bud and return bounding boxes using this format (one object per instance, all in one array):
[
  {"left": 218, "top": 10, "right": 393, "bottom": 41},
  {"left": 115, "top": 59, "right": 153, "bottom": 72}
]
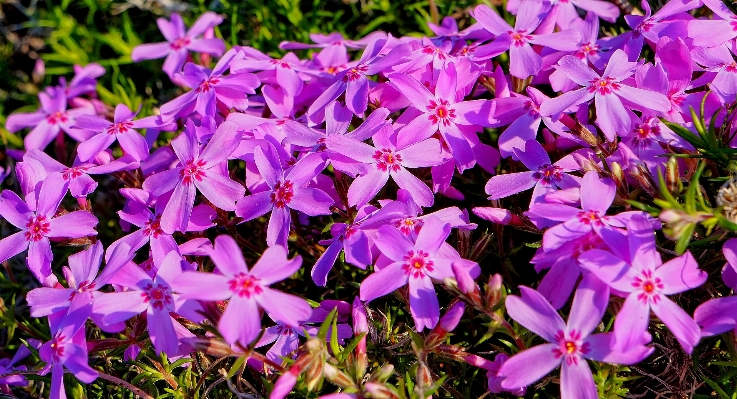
[
  {"left": 438, "top": 302, "right": 465, "bottom": 333},
  {"left": 452, "top": 262, "right": 477, "bottom": 295},
  {"left": 472, "top": 207, "right": 512, "bottom": 225},
  {"left": 270, "top": 365, "right": 300, "bottom": 399}
]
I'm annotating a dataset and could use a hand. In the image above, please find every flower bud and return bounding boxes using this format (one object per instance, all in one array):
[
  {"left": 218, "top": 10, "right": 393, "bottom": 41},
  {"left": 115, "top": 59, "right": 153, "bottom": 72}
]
[
  {"left": 365, "top": 382, "right": 400, "bottom": 399},
  {"left": 323, "top": 363, "right": 356, "bottom": 390},
  {"left": 485, "top": 274, "right": 504, "bottom": 308},
  {"left": 270, "top": 364, "right": 300, "bottom": 399},
  {"left": 629, "top": 164, "right": 658, "bottom": 197},
  {"left": 438, "top": 301, "right": 465, "bottom": 333},
  {"left": 369, "top": 364, "right": 395, "bottom": 383},
  {"left": 609, "top": 161, "right": 627, "bottom": 193},
  {"left": 666, "top": 156, "right": 682, "bottom": 195},
  {"left": 181, "top": 338, "right": 239, "bottom": 357}
]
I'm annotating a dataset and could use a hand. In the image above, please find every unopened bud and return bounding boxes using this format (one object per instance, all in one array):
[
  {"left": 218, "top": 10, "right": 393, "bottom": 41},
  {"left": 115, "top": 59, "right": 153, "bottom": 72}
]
[
  {"left": 438, "top": 301, "right": 465, "bottom": 333},
  {"left": 659, "top": 209, "right": 710, "bottom": 240},
  {"left": 485, "top": 274, "right": 504, "bottom": 308},
  {"left": 610, "top": 162, "right": 627, "bottom": 193},
  {"left": 323, "top": 363, "right": 356, "bottom": 390},
  {"left": 629, "top": 164, "right": 658, "bottom": 197},
  {"left": 468, "top": 232, "right": 494, "bottom": 261},
  {"left": 365, "top": 382, "right": 400, "bottom": 399},
  {"left": 182, "top": 338, "right": 239, "bottom": 357},
  {"left": 270, "top": 364, "right": 300, "bottom": 399},
  {"left": 666, "top": 157, "right": 682, "bottom": 195}
]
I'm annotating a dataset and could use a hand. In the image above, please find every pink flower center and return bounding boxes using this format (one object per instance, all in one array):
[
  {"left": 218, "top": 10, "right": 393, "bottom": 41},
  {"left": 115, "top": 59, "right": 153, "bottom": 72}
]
[
  {"left": 421, "top": 46, "right": 448, "bottom": 60},
  {"left": 402, "top": 250, "right": 434, "bottom": 279},
  {"left": 631, "top": 118, "right": 661, "bottom": 148},
  {"left": 62, "top": 166, "right": 86, "bottom": 180},
  {"left": 633, "top": 269, "right": 664, "bottom": 304},
  {"left": 524, "top": 99, "right": 540, "bottom": 117},
  {"left": 277, "top": 325, "right": 295, "bottom": 336},
  {"left": 576, "top": 42, "right": 600, "bottom": 59},
  {"left": 144, "top": 216, "right": 165, "bottom": 238},
  {"left": 196, "top": 77, "right": 221, "bottom": 93},
  {"left": 342, "top": 65, "right": 369, "bottom": 82},
  {"left": 552, "top": 329, "right": 589, "bottom": 365},
  {"left": 271, "top": 180, "right": 295, "bottom": 209},
  {"left": 170, "top": 36, "right": 191, "bottom": 50},
  {"left": 577, "top": 210, "right": 605, "bottom": 226},
  {"left": 49, "top": 334, "right": 67, "bottom": 360},
  {"left": 47, "top": 111, "right": 68, "bottom": 125},
  {"left": 228, "top": 272, "right": 263, "bottom": 298},
  {"left": 106, "top": 121, "right": 134, "bottom": 135},
  {"left": 725, "top": 62, "right": 737, "bottom": 73},
  {"left": 180, "top": 159, "right": 207, "bottom": 185},
  {"left": 25, "top": 215, "right": 51, "bottom": 242},
  {"left": 270, "top": 60, "right": 292, "bottom": 69},
  {"left": 142, "top": 283, "right": 174, "bottom": 310},
  {"left": 373, "top": 148, "right": 403, "bottom": 172},
  {"left": 588, "top": 76, "right": 620, "bottom": 95},
  {"left": 532, "top": 164, "right": 563, "bottom": 185},
  {"left": 508, "top": 30, "right": 533, "bottom": 47},
  {"left": 395, "top": 217, "right": 424, "bottom": 236},
  {"left": 731, "top": 17, "right": 737, "bottom": 31},
  {"left": 427, "top": 99, "right": 456, "bottom": 126}
]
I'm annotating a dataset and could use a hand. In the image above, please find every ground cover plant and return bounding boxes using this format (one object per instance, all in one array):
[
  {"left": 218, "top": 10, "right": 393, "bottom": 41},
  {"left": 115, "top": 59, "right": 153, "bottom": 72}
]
[{"left": 4, "top": 0, "right": 737, "bottom": 398}]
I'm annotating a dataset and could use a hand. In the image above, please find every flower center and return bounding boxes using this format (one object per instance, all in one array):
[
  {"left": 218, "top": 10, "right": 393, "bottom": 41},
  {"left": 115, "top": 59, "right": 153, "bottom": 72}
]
[
  {"left": 196, "top": 77, "right": 221, "bottom": 93},
  {"left": 170, "top": 36, "right": 191, "bottom": 50},
  {"left": 271, "top": 180, "right": 295, "bottom": 209},
  {"left": 270, "top": 59, "right": 292, "bottom": 69},
  {"left": 421, "top": 46, "right": 448, "bottom": 60},
  {"left": 144, "top": 216, "right": 164, "bottom": 238},
  {"left": 532, "top": 164, "right": 563, "bottom": 185},
  {"left": 588, "top": 76, "right": 620, "bottom": 95},
  {"left": 227, "top": 272, "right": 263, "bottom": 298},
  {"left": 47, "top": 111, "right": 68, "bottom": 125},
  {"left": 106, "top": 121, "right": 134, "bottom": 135},
  {"left": 25, "top": 215, "right": 51, "bottom": 242},
  {"left": 277, "top": 325, "right": 295, "bottom": 336},
  {"left": 62, "top": 166, "right": 86, "bottom": 180},
  {"left": 576, "top": 210, "right": 606, "bottom": 226},
  {"left": 576, "top": 42, "right": 600, "bottom": 59},
  {"left": 402, "top": 250, "right": 434, "bottom": 279},
  {"left": 509, "top": 30, "right": 533, "bottom": 47},
  {"left": 524, "top": 99, "right": 540, "bottom": 117},
  {"left": 142, "top": 283, "right": 174, "bottom": 310},
  {"left": 394, "top": 217, "right": 424, "bottom": 236},
  {"left": 49, "top": 334, "right": 67, "bottom": 360},
  {"left": 373, "top": 148, "right": 403, "bottom": 172},
  {"left": 427, "top": 99, "right": 456, "bottom": 126},
  {"left": 631, "top": 118, "right": 661, "bottom": 147},
  {"left": 180, "top": 159, "right": 207, "bottom": 185},
  {"left": 633, "top": 269, "right": 664, "bottom": 304},
  {"left": 342, "top": 65, "right": 369, "bottom": 82},
  {"left": 725, "top": 62, "right": 737, "bottom": 73},
  {"left": 552, "top": 330, "right": 589, "bottom": 365}
]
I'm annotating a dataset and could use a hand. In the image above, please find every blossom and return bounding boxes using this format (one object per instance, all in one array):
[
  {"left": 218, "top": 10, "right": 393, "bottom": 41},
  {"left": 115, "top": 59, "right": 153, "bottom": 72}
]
[
  {"left": 325, "top": 123, "right": 442, "bottom": 208},
  {"left": 360, "top": 217, "right": 478, "bottom": 330},
  {"left": 540, "top": 49, "right": 671, "bottom": 141},
  {"left": 131, "top": 12, "right": 226, "bottom": 77},
  {"left": 388, "top": 63, "right": 496, "bottom": 171},
  {"left": 498, "top": 274, "right": 653, "bottom": 398},
  {"left": 172, "top": 235, "right": 313, "bottom": 347},
  {"left": 236, "top": 147, "right": 333, "bottom": 247},
  {"left": 0, "top": 173, "right": 98, "bottom": 284},
  {"left": 73, "top": 104, "right": 152, "bottom": 161},
  {"left": 143, "top": 120, "right": 244, "bottom": 233},
  {"left": 473, "top": 2, "right": 581, "bottom": 78},
  {"left": 578, "top": 214, "right": 707, "bottom": 353}
]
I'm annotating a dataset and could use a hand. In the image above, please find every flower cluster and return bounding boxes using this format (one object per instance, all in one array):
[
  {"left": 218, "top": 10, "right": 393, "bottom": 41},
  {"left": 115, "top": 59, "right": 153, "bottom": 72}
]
[{"left": 5, "top": 1, "right": 737, "bottom": 398}]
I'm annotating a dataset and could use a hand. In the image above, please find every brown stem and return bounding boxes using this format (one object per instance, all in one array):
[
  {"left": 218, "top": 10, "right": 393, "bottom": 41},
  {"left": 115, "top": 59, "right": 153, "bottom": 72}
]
[{"left": 97, "top": 370, "right": 156, "bottom": 399}]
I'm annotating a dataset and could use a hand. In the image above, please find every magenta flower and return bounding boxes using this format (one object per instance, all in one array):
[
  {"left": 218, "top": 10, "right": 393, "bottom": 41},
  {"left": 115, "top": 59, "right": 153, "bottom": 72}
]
[
  {"left": 143, "top": 120, "right": 245, "bottom": 234},
  {"left": 73, "top": 104, "right": 152, "bottom": 161},
  {"left": 0, "top": 173, "right": 98, "bottom": 284},
  {"left": 62, "top": 63, "right": 105, "bottom": 100},
  {"left": 159, "top": 51, "right": 261, "bottom": 119},
  {"left": 473, "top": 2, "right": 581, "bottom": 78},
  {"left": 0, "top": 344, "right": 33, "bottom": 393},
  {"left": 360, "top": 217, "right": 477, "bottom": 330},
  {"left": 540, "top": 50, "right": 671, "bottom": 141},
  {"left": 694, "top": 239, "right": 737, "bottom": 337},
  {"left": 692, "top": 43, "right": 737, "bottom": 100},
  {"left": 498, "top": 275, "right": 653, "bottom": 398},
  {"left": 578, "top": 215, "right": 707, "bottom": 353},
  {"left": 172, "top": 235, "right": 313, "bottom": 347},
  {"left": 485, "top": 139, "right": 581, "bottom": 205},
  {"left": 92, "top": 251, "right": 203, "bottom": 357},
  {"left": 236, "top": 147, "right": 332, "bottom": 247},
  {"left": 131, "top": 12, "right": 226, "bottom": 77},
  {"left": 26, "top": 241, "right": 134, "bottom": 319},
  {"left": 39, "top": 302, "right": 97, "bottom": 399},
  {"left": 325, "top": 123, "right": 442, "bottom": 208},
  {"left": 388, "top": 63, "right": 496, "bottom": 171},
  {"left": 688, "top": 0, "right": 737, "bottom": 47},
  {"left": 5, "top": 86, "right": 95, "bottom": 150}
]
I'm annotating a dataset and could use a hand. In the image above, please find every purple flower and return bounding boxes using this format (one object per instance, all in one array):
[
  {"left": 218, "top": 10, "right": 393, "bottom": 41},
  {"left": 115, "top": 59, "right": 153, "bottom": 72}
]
[
  {"left": 485, "top": 139, "right": 581, "bottom": 205},
  {"left": 486, "top": 354, "right": 525, "bottom": 396},
  {"left": 325, "top": 122, "right": 443, "bottom": 209},
  {"left": 26, "top": 241, "right": 134, "bottom": 319},
  {"left": 131, "top": 12, "right": 226, "bottom": 77},
  {"left": 498, "top": 275, "right": 653, "bottom": 398},
  {"left": 578, "top": 214, "right": 707, "bottom": 353},
  {"left": 73, "top": 104, "right": 152, "bottom": 161},
  {"left": 172, "top": 235, "right": 313, "bottom": 347},
  {"left": 473, "top": 2, "right": 581, "bottom": 78},
  {"left": 92, "top": 251, "right": 203, "bottom": 357},
  {"left": 143, "top": 120, "right": 245, "bottom": 233},
  {"left": 0, "top": 173, "right": 98, "bottom": 284},
  {"left": 0, "top": 344, "right": 33, "bottom": 393},
  {"left": 540, "top": 50, "right": 671, "bottom": 141},
  {"left": 692, "top": 43, "right": 737, "bottom": 101},
  {"left": 5, "top": 86, "right": 95, "bottom": 150},
  {"left": 159, "top": 51, "right": 260, "bottom": 119},
  {"left": 236, "top": 146, "right": 332, "bottom": 247},
  {"left": 688, "top": 0, "right": 737, "bottom": 47},
  {"left": 694, "top": 239, "right": 737, "bottom": 336},
  {"left": 388, "top": 63, "right": 496, "bottom": 171},
  {"left": 360, "top": 217, "right": 478, "bottom": 330}
]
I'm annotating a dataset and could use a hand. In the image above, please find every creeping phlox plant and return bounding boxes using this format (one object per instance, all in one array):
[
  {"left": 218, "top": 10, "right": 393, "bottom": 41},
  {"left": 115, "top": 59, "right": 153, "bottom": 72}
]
[{"left": 7, "top": 0, "right": 737, "bottom": 398}]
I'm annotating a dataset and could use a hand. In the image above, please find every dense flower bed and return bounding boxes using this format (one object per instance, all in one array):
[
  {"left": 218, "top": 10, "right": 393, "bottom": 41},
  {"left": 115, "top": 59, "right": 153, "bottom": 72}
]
[{"left": 3, "top": 0, "right": 737, "bottom": 398}]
